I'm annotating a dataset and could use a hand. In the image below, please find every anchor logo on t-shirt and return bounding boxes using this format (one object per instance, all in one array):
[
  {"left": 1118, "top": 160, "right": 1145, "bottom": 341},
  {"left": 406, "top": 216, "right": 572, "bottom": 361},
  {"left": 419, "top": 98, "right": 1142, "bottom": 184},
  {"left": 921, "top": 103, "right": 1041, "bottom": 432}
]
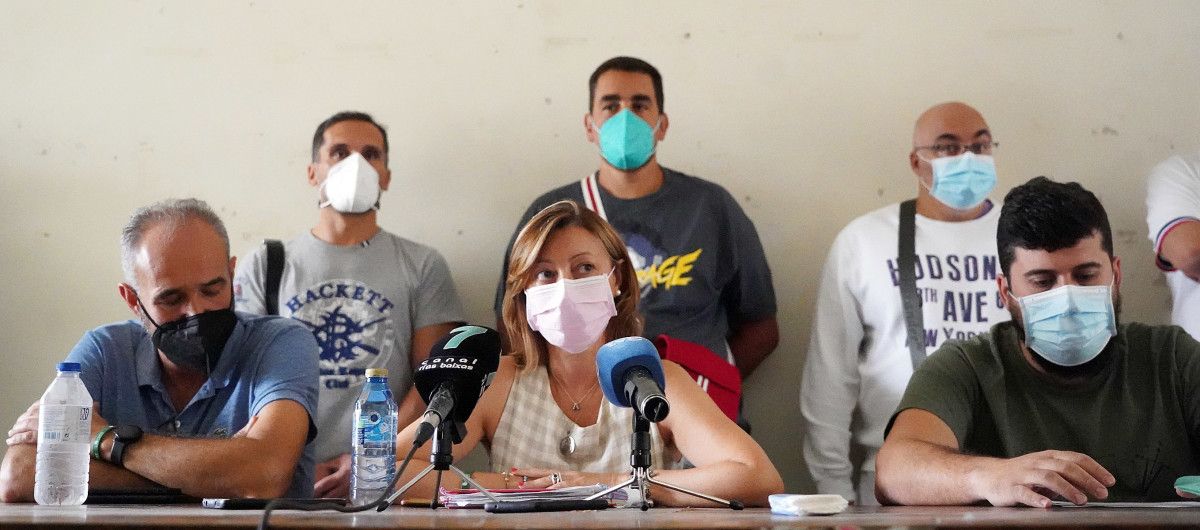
[
  {"left": 286, "top": 279, "right": 397, "bottom": 388},
  {"left": 298, "top": 305, "right": 387, "bottom": 363}
]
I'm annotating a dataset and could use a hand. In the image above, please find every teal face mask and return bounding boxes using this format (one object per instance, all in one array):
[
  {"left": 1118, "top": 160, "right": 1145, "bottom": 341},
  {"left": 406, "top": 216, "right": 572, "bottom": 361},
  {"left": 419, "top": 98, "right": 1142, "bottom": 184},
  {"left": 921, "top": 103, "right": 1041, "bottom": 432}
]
[
  {"left": 596, "top": 109, "right": 658, "bottom": 171},
  {"left": 928, "top": 152, "right": 997, "bottom": 210},
  {"left": 1016, "top": 283, "right": 1116, "bottom": 367}
]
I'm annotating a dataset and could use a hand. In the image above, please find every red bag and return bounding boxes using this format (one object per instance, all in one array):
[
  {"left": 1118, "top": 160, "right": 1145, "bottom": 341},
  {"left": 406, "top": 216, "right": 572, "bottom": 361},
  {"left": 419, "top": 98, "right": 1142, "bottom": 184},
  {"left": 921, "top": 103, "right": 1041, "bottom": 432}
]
[{"left": 652, "top": 334, "right": 742, "bottom": 422}]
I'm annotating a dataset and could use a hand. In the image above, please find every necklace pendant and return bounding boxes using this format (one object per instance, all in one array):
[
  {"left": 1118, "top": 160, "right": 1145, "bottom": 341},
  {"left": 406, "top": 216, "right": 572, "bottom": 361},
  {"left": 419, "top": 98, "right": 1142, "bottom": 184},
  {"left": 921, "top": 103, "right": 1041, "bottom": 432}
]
[
  {"left": 571, "top": 403, "right": 581, "bottom": 412},
  {"left": 559, "top": 434, "right": 576, "bottom": 456}
]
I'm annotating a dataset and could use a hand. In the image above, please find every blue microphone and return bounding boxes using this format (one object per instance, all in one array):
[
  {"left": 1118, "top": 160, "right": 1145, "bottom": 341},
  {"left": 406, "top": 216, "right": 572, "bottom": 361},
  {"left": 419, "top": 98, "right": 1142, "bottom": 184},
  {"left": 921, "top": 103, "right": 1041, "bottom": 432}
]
[{"left": 596, "top": 337, "right": 670, "bottom": 422}]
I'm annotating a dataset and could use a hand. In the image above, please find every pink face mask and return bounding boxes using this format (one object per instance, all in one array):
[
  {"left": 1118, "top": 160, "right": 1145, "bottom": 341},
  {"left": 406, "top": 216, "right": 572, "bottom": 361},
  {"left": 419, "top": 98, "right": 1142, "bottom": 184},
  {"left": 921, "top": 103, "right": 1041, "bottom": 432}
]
[{"left": 525, "top": 272, "right": 617, "bottom": 354}]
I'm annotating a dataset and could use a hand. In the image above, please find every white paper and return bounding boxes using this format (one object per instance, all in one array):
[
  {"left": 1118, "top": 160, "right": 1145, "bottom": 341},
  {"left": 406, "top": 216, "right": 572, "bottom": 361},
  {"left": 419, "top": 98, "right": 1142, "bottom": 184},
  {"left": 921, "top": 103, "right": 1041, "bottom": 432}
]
[{"left": 1051, "top": 500, "right": 1200, "bottom": 508}]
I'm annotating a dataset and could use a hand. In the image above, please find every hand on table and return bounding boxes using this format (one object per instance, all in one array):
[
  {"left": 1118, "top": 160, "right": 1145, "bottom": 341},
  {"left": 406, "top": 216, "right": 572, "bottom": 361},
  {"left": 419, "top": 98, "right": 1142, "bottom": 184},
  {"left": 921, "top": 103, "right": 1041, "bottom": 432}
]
[
  {"left": 967, "top": 450, "right": 1114, "bottom": 508},
  {"left": 6, "top": 401, "right": 108, "bottom": 447},
  {"left": 313, "top": 453, "right": 352, "bottom": 498},
  {"left": 513, "top": 467, "right": 622, "bottom": 490}
]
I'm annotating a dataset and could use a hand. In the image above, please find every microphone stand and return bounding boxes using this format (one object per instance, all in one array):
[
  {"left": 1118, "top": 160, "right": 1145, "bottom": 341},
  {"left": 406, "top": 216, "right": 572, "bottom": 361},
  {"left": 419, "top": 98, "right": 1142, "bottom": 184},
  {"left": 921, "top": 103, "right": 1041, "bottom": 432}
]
[
  {"left": 585, "top": 412, "right": 744, "bottom": 511},
  {"left": 383, "top": 419, "right": 498, "bottom": 508}
]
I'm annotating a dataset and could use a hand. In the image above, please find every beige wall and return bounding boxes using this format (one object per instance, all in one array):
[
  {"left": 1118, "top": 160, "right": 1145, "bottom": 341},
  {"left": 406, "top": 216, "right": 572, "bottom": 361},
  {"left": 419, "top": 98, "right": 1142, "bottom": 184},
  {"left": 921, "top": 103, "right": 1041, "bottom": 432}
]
[{"left": 2, "top": 1, "right": 1198, "bottom": 493}]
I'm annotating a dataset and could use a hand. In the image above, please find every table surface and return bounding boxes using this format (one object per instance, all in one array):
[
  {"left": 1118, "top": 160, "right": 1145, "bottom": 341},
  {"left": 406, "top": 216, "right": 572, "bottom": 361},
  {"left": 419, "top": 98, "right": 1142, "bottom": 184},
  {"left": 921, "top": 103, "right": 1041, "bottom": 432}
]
[{"left": 3, "top": 504, "right": 1200, "bottom": 529}]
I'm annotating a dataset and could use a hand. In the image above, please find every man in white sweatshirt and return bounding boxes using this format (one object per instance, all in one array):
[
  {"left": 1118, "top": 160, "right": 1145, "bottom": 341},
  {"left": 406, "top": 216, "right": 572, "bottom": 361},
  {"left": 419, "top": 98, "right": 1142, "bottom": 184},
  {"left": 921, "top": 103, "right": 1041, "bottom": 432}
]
[
  {"left": 1145, "top": 150, "right": 1200, "bottom": 339},
  {"left": 801, "top": 102, "right": 1010, "bottom": 504}
]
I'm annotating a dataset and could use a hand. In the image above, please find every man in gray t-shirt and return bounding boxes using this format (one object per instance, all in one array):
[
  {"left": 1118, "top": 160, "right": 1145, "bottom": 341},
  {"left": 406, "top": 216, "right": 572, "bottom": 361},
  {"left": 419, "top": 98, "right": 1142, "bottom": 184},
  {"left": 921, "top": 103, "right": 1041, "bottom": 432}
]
[
  {"left": 235, "top": 111, "right": 465, "bottom": 499},
  {"left": 496, "top": 57, "right": 778, "bottom": 380}
]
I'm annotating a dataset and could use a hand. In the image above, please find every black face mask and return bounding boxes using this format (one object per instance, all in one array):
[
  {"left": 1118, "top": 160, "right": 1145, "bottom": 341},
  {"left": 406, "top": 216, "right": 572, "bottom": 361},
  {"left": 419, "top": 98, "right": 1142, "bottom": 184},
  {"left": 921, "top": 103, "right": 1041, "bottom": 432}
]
[{"left": 137, "top": 297, "right": 237, "bottom": 374}]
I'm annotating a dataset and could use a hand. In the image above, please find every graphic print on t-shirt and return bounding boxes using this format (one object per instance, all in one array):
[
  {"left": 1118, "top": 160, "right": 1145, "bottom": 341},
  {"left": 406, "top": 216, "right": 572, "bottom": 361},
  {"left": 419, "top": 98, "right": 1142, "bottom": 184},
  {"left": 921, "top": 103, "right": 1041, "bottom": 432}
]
[
  {"left": 1096, "top": 444, "right": 1173, "bottom": 500},
  {"left": 284, "top": 279, "right": 396, "bottom": 389},
  {"left": 622, "top": 231, "right": 701, "bottom": 296},
  {"left": 885, "top": 252, "right": 1006, "bottom": 350}
]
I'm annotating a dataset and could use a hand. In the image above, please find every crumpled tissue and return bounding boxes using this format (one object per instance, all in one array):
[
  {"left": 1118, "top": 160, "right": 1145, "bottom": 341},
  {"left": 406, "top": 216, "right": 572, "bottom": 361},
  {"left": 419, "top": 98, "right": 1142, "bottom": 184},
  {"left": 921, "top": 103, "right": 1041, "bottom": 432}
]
[{"left": 768, "top": 493, "right": 849, "bottom": 516}]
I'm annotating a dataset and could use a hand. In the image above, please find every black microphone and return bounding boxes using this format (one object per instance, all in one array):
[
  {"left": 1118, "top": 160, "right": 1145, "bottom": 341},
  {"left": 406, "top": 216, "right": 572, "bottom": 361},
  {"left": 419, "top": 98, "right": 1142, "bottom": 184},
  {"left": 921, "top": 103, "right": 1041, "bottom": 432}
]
[
  {"left": 597, "top": 337, "right": 670, "bottom": 422},
  {"left": 411, "top": 325, "right": 501, "bottom": 446}
]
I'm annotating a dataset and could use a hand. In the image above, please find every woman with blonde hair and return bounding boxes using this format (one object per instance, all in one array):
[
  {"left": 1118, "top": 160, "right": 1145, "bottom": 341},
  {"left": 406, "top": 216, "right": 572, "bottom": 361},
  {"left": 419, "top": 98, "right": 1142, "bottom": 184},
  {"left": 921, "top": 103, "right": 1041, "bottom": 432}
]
[{"left": 393, "top": 200, "right": 782, "bottom": 506}]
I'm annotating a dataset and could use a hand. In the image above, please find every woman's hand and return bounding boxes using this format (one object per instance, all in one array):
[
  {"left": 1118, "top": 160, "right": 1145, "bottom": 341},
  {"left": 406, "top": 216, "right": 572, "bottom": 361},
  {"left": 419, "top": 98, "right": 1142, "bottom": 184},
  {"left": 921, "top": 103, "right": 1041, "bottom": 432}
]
[{"left": 513, "top": 467, "right": 624, "bottom": 489}]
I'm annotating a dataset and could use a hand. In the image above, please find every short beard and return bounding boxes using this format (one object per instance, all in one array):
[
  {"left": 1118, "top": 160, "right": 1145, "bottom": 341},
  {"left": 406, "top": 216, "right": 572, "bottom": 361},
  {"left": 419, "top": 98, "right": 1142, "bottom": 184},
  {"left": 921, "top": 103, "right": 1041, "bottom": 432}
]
[{"left": 1009, "top": 292, "right": 1122, "bottom": 380}]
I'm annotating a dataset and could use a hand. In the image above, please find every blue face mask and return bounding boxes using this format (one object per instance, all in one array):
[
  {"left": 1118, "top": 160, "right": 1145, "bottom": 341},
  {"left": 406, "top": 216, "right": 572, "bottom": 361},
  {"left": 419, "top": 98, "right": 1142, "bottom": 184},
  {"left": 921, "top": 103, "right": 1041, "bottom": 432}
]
[
  {"left": 595, "top": 109, "right": 658, "bottom": 171},
  {"left": 1015, "top": 283, "right": 1116, "bottom": 367},
  {"left": 927, "top": 152, "right": 997, "bottom": 210}
]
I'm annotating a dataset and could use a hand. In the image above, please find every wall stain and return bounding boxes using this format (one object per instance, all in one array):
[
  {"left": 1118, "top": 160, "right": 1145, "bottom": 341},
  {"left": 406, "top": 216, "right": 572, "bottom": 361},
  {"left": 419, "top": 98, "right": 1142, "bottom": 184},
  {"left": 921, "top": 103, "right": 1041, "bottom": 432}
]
[
  {"left": 794, "top": 31, "right": 861, "bottom": 43},
  {"left": 1115, "top": 229, "right": 1138, "bottom": 244}
]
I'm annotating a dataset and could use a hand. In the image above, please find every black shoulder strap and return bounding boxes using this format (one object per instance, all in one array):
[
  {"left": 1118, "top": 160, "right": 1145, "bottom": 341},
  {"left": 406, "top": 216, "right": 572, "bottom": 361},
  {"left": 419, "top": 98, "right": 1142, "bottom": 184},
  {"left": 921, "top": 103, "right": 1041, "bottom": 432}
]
[
  {"left": 898, "top": 200, "right": 926, "bottom": 370},
  {"left": 264, "top": 239, "right": 284, "bottom": 316}
]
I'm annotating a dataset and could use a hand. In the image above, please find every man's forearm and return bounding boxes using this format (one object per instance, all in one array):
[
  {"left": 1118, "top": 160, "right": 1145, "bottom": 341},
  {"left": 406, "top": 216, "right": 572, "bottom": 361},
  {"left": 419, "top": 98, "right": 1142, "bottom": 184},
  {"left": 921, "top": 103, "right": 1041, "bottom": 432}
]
[
  {"left": 116, "top": 435, "right": 299, "bottom": 499},
  {"left": 89, "top": 459, "right": 163, "bottom": 490},
  {"left": 728, "top": 318, "right": 779, "bottom": 378},
  {"left": 0, "top": 444, "right": 35, "bottom": 502},
  {"left": 875, "top": 437, "right": 987, "bottom": 505},
  {"left": 1160, "top": 221, "right": 1200, "bottom": 282},
  {"left": 1, "top": 444, "right": 158, "bottom": 502}
]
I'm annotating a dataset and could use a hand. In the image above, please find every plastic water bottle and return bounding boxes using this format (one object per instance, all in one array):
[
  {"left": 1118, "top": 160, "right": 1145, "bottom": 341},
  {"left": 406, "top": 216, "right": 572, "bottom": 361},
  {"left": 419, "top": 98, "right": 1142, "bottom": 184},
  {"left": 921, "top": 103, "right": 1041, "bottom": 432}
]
[
  {"left": 34, "top": 362, "right": 93, "bottom": 506},
  {"left": 350, "top": 368, "right": 397, "bottom": 505}
]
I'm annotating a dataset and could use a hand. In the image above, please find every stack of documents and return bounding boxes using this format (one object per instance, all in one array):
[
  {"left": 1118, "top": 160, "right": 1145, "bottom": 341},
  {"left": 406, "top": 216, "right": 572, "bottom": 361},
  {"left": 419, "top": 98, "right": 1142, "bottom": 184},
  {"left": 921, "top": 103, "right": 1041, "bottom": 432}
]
[{"left": 439, "top": 484, "right": 626, "bottom": 509}]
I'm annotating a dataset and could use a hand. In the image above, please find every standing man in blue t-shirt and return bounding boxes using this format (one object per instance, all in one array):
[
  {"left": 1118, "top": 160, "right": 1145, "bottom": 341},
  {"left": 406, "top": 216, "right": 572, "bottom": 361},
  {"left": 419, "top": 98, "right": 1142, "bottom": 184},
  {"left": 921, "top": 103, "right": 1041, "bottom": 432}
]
[
  {"left": 0, "top": 198, "right": 319, "bottom": 501},
  {"left": 495, "top": 57, "right": 778, "bottom": 385}
]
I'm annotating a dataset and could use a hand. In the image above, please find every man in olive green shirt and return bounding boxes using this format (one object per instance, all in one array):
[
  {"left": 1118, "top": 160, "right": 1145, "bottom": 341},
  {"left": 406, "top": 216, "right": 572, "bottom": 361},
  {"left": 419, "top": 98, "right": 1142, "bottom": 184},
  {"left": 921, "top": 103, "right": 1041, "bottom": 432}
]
[{"left": 877, "top": 176, "right": 1200, "bottom": 507}]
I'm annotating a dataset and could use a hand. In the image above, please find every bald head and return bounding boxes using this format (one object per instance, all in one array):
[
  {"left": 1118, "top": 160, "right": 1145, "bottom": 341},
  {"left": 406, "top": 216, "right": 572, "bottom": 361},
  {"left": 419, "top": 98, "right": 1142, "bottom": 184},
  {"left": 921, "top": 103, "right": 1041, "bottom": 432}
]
[
  {"left": 121, "top": 198, "right": 230, "bottom": 289},
  {"left": 912, "top": 102, "right": 989, "bottom": 148}
]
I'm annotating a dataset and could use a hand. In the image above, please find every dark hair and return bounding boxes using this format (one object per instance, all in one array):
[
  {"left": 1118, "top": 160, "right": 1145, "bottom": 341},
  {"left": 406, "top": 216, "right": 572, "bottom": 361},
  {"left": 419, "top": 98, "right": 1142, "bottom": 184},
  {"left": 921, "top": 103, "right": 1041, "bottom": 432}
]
[
  {"left": 311, "top": 111, "right": 388, "bottom": 162},
  {"left": 997, "top": 176, "right": 1113, "bottom": 277},
  {"left": 588, "top": 56, "right": 664, "bottom": 112}
]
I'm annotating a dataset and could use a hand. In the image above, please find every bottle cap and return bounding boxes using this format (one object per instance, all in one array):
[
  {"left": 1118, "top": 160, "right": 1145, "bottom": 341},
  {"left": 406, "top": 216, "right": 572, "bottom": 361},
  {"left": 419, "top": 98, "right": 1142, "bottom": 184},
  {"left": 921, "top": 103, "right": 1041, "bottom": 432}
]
[
  {"left": 56, "top": 362, "right": 81, "bottom": 372},
  {"left": 365, "top": 368, "right": 388, "bottom": 378}
]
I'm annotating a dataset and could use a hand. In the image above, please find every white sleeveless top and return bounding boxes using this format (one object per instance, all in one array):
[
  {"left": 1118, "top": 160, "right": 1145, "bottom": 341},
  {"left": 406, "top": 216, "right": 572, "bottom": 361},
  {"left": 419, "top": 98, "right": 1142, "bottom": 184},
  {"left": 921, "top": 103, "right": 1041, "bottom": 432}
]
[{"left": 490, "top": 366, "right": 678, "bottom": 473}]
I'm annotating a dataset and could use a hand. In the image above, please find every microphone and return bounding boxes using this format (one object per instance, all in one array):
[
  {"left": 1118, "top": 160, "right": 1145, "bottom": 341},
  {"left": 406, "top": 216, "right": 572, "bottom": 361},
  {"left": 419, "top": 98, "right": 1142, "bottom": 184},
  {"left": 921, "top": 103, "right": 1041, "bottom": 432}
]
[
  {"left": 412, "top": 325, "right": 501, "bottom": 446},
  {"left": 596, "top": 336, "right": 670, "bottom": 422}
]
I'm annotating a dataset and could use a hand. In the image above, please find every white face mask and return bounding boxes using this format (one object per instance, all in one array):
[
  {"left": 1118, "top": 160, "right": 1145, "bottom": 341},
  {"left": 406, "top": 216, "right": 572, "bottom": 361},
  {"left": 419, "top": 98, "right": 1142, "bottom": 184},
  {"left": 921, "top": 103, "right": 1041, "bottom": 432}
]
[
  {"left": 319, "top": 152, "right": 381, "bottom": 213},
  {"left": 525, "top": 272, "right": 617, "bottom": 354}
]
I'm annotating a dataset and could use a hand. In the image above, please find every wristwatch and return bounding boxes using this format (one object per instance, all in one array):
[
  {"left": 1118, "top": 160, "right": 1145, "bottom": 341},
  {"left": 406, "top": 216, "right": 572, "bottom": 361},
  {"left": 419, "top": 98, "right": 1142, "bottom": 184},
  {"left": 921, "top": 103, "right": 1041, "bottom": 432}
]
[{"left": 109, "top": 425, "right": 144, "bottom": 468}]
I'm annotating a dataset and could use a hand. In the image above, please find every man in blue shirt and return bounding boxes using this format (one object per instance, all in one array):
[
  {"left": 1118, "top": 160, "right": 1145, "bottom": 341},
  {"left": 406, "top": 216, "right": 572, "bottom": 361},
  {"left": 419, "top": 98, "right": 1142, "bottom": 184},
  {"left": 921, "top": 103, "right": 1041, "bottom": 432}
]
[{"left": 1, "top": 198, "right": 319, "bottom": 501}]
